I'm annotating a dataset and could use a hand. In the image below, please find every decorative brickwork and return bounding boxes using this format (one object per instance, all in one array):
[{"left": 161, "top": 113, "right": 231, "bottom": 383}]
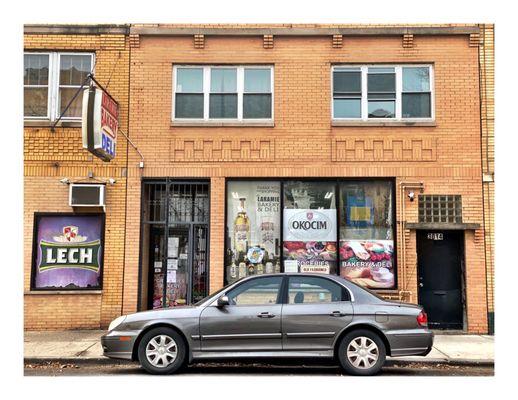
[
  {"left": 194, "top": 34, "right": 205, "bottom": 49},
  {"left": 170, "top": 138, "right": 274, "bottom": 162},
  {"left": 332, "top": 34, "right": 343, "bottom": 48},
  {"left": 263, "top": 34, "right": 274, "bottom": 49},
  {"left": 332, "top": 138, "right": 437, "bottom": 162},
  {"left": 403, "top": 33, "right": 414, "bottom": 48}
]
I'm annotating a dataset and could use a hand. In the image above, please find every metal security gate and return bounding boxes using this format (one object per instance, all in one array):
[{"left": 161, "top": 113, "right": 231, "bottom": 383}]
[{"left": 141, "top": 180, "right": 210, "bottom": 309}]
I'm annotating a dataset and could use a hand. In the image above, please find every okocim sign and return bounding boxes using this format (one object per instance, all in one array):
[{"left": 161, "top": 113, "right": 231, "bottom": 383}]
[{"left": 82, "top": 86, "right": 119, "bottom": 161}]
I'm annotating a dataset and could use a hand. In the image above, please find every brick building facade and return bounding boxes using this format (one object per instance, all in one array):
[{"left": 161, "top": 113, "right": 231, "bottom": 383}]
[{"left": 23, "top": 24, "right": 495, "bottom": 334}]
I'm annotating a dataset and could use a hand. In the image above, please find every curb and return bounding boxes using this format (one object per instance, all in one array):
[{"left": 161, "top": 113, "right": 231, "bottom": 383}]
[{"left": 25, "top": 357, "right": 494, "bottom": 368}]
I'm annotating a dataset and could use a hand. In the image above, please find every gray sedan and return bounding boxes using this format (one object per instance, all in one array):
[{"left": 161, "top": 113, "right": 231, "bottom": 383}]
[{"left": 102, "top": 273, "right": 433, "bottom": 375}]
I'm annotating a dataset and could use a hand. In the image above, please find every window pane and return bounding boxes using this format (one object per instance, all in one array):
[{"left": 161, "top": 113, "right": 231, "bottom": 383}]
[
  {"left": 403, "top": 67, "right": 430, "bottom": 92},
  {"left": 24, "top": 87, "right": 48, "bottom": 117},
  {"left": 283, "top": 181, "right": 337, "bottom": 275},
  {"left": 402, "top": 93, "right": 431, "bottom": 118},
  {"left": 209, "top": 94, "right": 237, "bottom": 118},
  {"left": 243, "top": 94, "right": 272, "bottom": 119},
  {"left": 210, "top": 68, "right": 237, "bottom": 93},
  {"left": 24, "top": 54, "right": 49, "bottom": 85},
  {"left": 227, "top": 276, "right": 282, "bottom": 305},
  {"left": 288, "top": 276, "right": 344, "bottom": 304},
  {"left": 333, "top": 98, "right": 361, "bottom": 118},
  {"left": 244, "top": 69, "right": 271, "bottom": 93},
  {"left": 339, "top": 180, "right": 395, "bottom": 289},
  {"left": 176, "top": 68, "right": 203, "bottom": 93},
  {"left": 368, "top": 73, "right": 395, "bottom": 92},
  {"left": 368, "top": 101, "right": 395, "bottom": 118},
  {"left": 225, "top": 181, "right": 281, "bottom": 284},
  {"left": 59, "top": 87, "right": 83, "bottom": 118},
  {"left": 60, "top": 55, "right": 91, "bottom": 85},
  {"left": 333, "top": 71, "right": 361, "bottom": 93},
  {"left": 175, "top": 93, "right": 204, "bottom": 118}
]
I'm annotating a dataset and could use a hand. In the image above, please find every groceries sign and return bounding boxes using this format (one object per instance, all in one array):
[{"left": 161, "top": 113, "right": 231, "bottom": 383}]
[
  {"left": 82, "top": 87, "right": 119, "bottom": 161},
  {"left": 283, "top": 209, "right": 337, "bottom": 242}
]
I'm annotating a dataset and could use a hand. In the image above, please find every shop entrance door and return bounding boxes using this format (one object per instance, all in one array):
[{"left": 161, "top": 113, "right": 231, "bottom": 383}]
[
  {"left": 417, "top": 230, "right": 464, "bottom": 330},
  {"left": 144, "top": 181, "right": 210, "bottom": 309}
]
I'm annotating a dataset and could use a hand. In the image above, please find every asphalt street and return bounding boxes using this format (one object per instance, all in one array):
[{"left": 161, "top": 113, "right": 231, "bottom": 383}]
[{"left": 24, "top": 360, "right": 494, "bottom": 376}]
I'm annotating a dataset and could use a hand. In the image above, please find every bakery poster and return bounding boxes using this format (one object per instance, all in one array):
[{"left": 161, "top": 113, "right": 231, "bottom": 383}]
[
  {"left": 283, "top": 209, "right": 337, "bottom": 273},
  {"left": 339, "top": 239, "right": 395, "bottom": 289},
  {"left": 32, "top": 214, "right": 104, "bottom": 290}
]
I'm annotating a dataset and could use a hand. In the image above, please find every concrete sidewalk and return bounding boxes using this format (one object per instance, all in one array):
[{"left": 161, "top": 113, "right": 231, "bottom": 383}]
[{"left": 24, "top": 330, "right": 494, "bottom": 365}]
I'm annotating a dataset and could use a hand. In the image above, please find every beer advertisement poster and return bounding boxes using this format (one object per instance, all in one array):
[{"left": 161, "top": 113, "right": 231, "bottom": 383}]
[{"left": 32, "top": 214, "right": 104, "bottom": 290}]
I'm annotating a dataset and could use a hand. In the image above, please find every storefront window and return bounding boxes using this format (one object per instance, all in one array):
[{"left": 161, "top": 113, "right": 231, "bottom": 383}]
[
  {"left": 225, "top": 181, "right": 281, "bottom": 284},
  {"left": 338, "top": 181, "right": 395, "bottom": 289},
  {"left": 31, "top": 214, "right": 104, "bottom": 290},
  {"left": 283, "top": 181, "right": 337, "bottom": 274}
]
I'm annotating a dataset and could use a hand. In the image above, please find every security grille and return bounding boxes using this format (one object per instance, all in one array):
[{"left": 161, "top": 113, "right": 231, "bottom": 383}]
[{"left": 418, "top": 195, "right": 462, "bottom": 223}]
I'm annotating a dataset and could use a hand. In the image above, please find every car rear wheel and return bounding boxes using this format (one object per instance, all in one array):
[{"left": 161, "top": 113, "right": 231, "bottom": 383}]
[
  {"left": 337, "top": 329, "right": 386, "bottom": 376},
  {"left": 137, "top": 327, "right": 187, "bottom": 375}
]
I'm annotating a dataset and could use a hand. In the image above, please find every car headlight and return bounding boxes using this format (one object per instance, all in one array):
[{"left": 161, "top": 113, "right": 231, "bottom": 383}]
[{"left": 108, "top": 315, "right": 127, "bottom": 331}]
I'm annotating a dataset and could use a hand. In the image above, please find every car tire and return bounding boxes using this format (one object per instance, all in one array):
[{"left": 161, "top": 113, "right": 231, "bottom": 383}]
[
  {"left": 337, "top": 329, "right": 386, "bottom": 376},
  {"left": 137, "top": 327, "right": 187, "bottom": 375}
]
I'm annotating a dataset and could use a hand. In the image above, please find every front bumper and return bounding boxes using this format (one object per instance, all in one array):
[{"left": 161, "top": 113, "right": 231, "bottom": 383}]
[
  {"left": 385, "top": 328, "right": 434, "bottom": 357},
  {"left": 101, "top": 330, "right": 139, "bottom": 361}
]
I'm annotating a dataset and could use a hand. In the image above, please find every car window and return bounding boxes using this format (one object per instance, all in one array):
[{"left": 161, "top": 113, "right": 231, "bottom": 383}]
[
  {"left": 288, "top": 276, "right": 348, "bottom": 304},
  {"left": 226, "top": 276, "right": 282, "bottom": 306}
]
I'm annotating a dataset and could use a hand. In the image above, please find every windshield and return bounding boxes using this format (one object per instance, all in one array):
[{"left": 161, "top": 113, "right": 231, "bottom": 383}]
[{"left": 193, "top": 280, "right": 245, "bottom": 306}]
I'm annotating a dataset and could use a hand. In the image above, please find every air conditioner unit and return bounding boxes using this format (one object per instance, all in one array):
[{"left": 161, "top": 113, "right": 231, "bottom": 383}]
[{"left": 69, "top": 184, "right": 105, "bottom": 207}]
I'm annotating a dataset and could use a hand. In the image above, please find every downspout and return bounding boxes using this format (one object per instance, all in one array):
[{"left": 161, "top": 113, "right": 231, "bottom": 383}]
[{"left": 398, "top": 181, "right": 424, "bottom": 302}]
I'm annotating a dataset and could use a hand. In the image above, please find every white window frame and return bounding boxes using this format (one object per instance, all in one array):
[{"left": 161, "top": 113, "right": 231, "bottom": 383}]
[
  {"left": 24, "top": 52, "right": 95, "bottom": 121},
  {"left": 172, "top": 65, "right": 274, "bottom": 123},
  {"left": 331, "top": 64, "right": 435, "bottom": 122}
]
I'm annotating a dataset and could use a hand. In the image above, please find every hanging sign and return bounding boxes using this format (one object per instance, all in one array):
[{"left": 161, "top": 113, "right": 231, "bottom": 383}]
[{"left": 82, "top": 87, "right": 119, "bottom": 161}]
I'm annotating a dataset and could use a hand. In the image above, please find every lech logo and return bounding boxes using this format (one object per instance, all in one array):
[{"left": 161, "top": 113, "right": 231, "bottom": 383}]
[{"left": 38, "top": 226, "right": 101, "bottom": 273}]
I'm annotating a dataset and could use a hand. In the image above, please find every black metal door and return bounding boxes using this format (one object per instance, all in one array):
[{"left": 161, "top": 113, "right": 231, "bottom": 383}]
[{"left": 417, "top": 230, "right": 464, "bottom": 329}]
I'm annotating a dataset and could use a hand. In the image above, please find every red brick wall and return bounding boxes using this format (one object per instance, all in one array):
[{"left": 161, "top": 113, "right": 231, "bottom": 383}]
[{"left": 125, "top": 31, "right": 488, "bottom": 332}]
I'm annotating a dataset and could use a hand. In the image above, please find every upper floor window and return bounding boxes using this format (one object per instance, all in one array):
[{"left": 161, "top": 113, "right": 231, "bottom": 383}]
[
  {"left": 332, "top": 65, "right": 433, "bottom": 121},
  {"left": 173, "top": 65, "right": 273, "bottom": 121},
  {"left": 24, "top": 52, "right": 94, "bottom": 121}
]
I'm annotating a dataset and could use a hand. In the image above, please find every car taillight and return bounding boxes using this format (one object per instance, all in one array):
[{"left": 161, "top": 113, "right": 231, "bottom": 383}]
[{"left": 417, "top": 310, "right": 428, "bottom": 327}]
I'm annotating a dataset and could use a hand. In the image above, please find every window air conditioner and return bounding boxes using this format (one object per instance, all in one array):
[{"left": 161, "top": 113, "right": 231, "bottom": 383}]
[{"left": 69, "top": 184, "right": 105, "bottom": 207}]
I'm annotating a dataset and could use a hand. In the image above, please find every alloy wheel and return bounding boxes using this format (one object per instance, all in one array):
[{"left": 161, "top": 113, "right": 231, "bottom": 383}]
[
  {"left": 346, "top": 336, "right": 379, "bottom": 369},
  {"left": 145, "top": 334, "right": 178, "bottom": 368}
]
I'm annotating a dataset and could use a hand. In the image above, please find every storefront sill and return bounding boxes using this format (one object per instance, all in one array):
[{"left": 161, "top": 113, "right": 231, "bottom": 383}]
[
  {"left": 24, "top": 290, "right": 102, "bottom": 295},
  {"left": 171, "top": 121, "right": 274, "bottom": 127},
  {"left": 332, "top": 120, "right": 436, "bottom": 127},
  {"left": 24, "top": 120, "right": 82, "bottom": 128}
]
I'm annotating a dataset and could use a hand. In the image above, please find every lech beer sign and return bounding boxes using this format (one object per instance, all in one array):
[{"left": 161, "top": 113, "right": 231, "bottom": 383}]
[
  {"left": 32, "top": 214, "right": 104, "bottom": 290},
  {"left": 82, "top": 87, "right": 119, "bottom": 161}
]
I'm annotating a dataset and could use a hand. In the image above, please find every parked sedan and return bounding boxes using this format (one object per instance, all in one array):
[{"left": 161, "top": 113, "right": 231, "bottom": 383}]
[{"left": 102, "top": 273, "right": 433, "bottom": 375}]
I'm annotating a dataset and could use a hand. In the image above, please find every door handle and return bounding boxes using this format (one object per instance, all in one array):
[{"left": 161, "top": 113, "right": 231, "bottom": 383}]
[
  {"left": 257, "top": 312, "right": 275, "bottom": 318},
  {"left": 330, "top": 311, "right": 346, "bottom": 317}
]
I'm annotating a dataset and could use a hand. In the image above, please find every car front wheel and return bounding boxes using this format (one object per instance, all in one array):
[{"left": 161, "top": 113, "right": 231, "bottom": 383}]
[
  {"left": 337, "top": 329, "right": 386, "bottom": 376},
  {"left": 137, "top": 327, "right": 187, "bottom": 375}
]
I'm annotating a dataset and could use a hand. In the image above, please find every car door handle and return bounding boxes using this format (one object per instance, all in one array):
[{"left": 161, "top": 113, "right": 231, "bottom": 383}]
[
  {"left": 257, "top": 312, "right": 275, "bottom": 318},
  {"left": 330, "top": 311, "right": 346, "bottom": 317}
]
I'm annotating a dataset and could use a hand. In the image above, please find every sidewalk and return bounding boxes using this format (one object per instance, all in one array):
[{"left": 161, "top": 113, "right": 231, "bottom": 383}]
[{"left": 24, "top": 330, "right": 494, "bottom": 365}]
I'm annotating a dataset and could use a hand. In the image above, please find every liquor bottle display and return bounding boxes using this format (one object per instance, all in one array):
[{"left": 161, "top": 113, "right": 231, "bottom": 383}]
[{"left": 234, "top": 197, "right": 250, "bottom": 253}]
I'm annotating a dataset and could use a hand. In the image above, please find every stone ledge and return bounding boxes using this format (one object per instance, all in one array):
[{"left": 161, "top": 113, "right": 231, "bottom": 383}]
[
  {"left": 405, "top": 222, "right": 481, "bottom": 230},
  {"left": 171, "top": 120, "right": 274, "bottom": 128},
  {"left": 24, "top": 120, "right": 82, "bottom": 128},
  {"left": 332, "top": 120, "right": 436, "bottom": 127},
  {"left": 24, "top": 290, "right": 102, "bottom": 295}
]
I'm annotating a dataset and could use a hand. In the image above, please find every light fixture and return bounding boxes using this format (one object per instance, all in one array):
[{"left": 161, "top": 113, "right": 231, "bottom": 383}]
[
  {"left": 59, "top": 178, "right": 70, "bottom": 185},
  {"left": 108, "top": 178, "right": 117, "bottom": 185}
]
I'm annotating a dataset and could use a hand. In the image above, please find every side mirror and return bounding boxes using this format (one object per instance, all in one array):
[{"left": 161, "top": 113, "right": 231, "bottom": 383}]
[{"left": 217, "top": 295, "right": 230, "bottom": 307}]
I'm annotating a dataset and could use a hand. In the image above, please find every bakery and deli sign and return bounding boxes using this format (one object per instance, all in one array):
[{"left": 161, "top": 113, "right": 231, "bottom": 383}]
[
  {"left": 82, "top": 87, "right": 119, "bottom": 161},
  {"left": 32, "top": 214, "right": 104, "bottom": 290}
]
